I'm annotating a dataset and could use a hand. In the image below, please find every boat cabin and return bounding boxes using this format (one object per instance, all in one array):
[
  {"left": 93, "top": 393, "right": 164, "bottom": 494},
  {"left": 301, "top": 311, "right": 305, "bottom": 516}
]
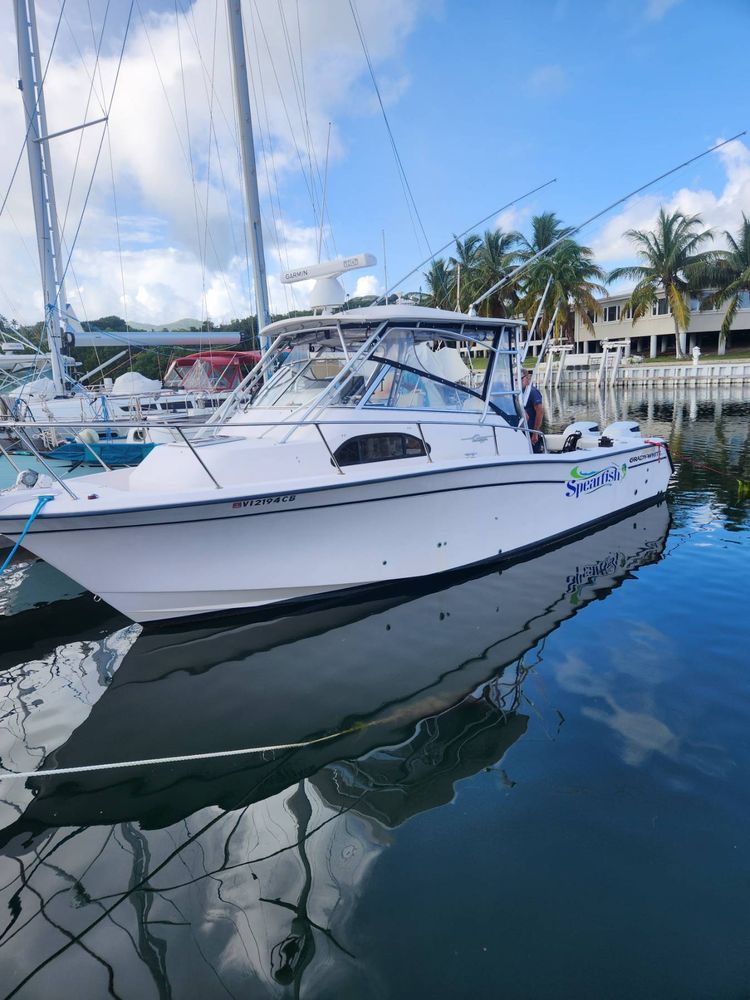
[
  {"left": 245, "top": 306, "right": 526, "bottom": 428},
  {"left": 164, "top": 350, "right": 261, "bottom": 393}
]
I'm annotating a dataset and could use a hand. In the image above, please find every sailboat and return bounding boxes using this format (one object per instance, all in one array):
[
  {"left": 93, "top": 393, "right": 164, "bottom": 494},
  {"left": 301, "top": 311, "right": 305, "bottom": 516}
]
[{"left": 3, "top": 0, "right": 243, "bottom": 444}]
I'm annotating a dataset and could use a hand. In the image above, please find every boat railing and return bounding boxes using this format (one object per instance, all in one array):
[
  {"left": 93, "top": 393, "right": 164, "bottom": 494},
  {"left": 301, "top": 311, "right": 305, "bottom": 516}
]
[{"left": 0, "top": 413, "right": 544, "bottom": 499}]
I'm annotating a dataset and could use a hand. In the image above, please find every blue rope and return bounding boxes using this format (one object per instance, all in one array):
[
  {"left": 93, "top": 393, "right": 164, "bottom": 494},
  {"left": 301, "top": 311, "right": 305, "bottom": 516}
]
[{"left": 0, "top": 495, "right": 55, "bottom": 575}]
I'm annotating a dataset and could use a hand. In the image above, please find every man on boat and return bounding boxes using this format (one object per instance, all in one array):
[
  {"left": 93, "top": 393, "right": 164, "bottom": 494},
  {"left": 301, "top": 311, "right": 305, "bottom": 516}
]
[{"left": 521, "top": 368, "right": 544, "bottom": 453}]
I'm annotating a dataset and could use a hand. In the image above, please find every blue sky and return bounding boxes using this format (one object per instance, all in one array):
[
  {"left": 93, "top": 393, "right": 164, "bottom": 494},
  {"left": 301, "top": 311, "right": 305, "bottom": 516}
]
[{"left": 0, "top": 0, "right": 747, "bottom": 325}]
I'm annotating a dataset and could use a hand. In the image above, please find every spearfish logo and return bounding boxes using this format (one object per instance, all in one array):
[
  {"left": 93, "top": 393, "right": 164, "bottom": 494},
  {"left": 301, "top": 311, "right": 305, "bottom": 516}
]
[{"left": 565, "top": 463, "right": 627, "bottom": 498}]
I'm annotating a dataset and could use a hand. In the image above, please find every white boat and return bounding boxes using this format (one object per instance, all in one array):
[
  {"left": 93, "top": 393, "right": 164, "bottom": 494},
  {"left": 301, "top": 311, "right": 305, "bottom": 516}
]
[{"left": 0, "top": 304, "right": 673, "bottom": 622}]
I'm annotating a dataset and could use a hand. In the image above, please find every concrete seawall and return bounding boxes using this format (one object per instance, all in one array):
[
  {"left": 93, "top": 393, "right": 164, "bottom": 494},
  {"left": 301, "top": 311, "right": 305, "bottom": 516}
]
[{"left": 542, "top": 358, "right": 750, "bottom": 387}]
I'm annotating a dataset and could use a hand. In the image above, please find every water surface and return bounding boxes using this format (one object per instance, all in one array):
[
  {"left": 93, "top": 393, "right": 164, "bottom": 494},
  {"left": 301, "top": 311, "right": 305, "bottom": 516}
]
[{"left": 0, "top": 385, "right": 748, "bottom": 998}]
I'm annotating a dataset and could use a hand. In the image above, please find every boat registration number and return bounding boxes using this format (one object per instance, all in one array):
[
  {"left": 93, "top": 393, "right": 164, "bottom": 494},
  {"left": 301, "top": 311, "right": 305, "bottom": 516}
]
[{"left": 232, "top": 494, "right": 297, "bottom": 509}]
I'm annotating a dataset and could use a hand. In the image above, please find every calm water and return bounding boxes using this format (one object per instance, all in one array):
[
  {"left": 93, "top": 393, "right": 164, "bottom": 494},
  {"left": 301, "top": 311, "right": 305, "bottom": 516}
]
[{"left": 0, "top": 385, "right": 749, "bottom": 999}]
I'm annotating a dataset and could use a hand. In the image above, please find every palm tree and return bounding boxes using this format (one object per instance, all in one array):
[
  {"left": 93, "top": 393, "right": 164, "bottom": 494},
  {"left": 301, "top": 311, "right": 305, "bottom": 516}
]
[
  {"left": 518, "top": 212, "right": 606, "bottom": 341},
  {"left": 475, "top": 229, "right": 521, "bottom": 317},
  {"left": 521, "top": 211, "right": 571, "bottom": 255},
  {"left": 448, "top": 234, "right": 483, "bottom": 312},
  {"left": 608, "top": 208, "right": 715, "bottom": 359},
  {"left": 703, "top": 213, "right": 750, "bottom": 355},
  {"left": 423, "top": 258, "right": 453, "bottom": 311}
]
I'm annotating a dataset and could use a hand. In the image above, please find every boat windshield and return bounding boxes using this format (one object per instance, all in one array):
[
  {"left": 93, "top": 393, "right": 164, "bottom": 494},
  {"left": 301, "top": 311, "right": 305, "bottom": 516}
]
[
  {"left": 164, "top": 358, "right": 239, "bottom": 391},
  {"left": 251, "top": 324, "right": 517, "bottom": 416},
  {"left": 252, "top": 342, "right": 355, "bottom": 407},
  {"left": 356, "top": 328, "right": 487, "bottom": 412}
]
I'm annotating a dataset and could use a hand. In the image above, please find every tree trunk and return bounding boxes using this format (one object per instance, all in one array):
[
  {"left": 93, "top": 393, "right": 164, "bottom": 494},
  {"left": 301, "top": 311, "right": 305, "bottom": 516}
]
[{"left": 672, "top": 315, "right": 684, "bottom": 359}]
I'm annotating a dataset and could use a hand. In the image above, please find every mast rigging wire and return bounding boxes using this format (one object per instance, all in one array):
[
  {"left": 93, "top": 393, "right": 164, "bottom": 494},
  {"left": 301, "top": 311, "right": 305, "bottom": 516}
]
[
  {"left": 59, "top": 0, "right": 111, "bottom": 239},
  {"left": 375, "top": 177, "right": 557, "bottom": 304},
  {"left": 276, "top": 0, "right": 336, "bottom": 260},
  {"left": 174, "top": 0, "right": 208, "bottom": 335},
  {"left": 248, "top": 1, "right": 325, "bottom": 228},
  {"left": 348, "top": 0, "right": 432, "bottom": 262},
  {"left": 48, "top": 1, "right": 134, "bottom": 380},
  {"left": 245, "top": 6, "right": 294, "bottom": 313},
  {"left": 151, "top": 0, "right": 241, "bottom": 320},
  {"left": 58, "top": 1, "right": 116, "bottom": 374},
  {"left": 0, "top": 0, "right": 68, "bottom": 221}
]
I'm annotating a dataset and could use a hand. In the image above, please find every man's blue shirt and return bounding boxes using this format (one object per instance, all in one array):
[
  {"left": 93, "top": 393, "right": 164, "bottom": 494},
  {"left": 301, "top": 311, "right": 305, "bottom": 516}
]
[{"left": 524, "top": 385, "right": 542, "bottom": 427}]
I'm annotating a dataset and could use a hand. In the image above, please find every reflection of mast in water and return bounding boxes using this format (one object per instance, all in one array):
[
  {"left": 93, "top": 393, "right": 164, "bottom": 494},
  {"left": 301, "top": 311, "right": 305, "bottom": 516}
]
[
  {"left": 264, "top": 779, "right": 356, "bottom": 998},
  {"left": 119, "top": 822, "right": 171, "bottom": 999},
  {"left": 268, "top": 782, "right": 317, "bottom": 994}
]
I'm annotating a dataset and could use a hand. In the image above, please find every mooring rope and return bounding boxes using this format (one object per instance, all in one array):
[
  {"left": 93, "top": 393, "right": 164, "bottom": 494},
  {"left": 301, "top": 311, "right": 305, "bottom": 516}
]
[
  {"left": 0, "top": 494, "right": 54, "bottom": 577},
  {"left": 670, "top": 448, "right": 750, "bottom": 494},
  {"left": 0, "top": 726, "right": 360, "bottom": 782}
]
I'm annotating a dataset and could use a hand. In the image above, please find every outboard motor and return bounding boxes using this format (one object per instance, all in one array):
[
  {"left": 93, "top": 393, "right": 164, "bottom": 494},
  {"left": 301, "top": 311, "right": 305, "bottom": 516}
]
[
  {"left": 550, "top": 420, "right": 600, "bottom": 452},
  {"left": 562, "top": 420, "right": 600, "bottom": 438},
  {"left": 545, "top": 421, "right": 600, "bottom": 453},
  {"left": 602, "top": 421, "right": 642, "bottom": 441}
]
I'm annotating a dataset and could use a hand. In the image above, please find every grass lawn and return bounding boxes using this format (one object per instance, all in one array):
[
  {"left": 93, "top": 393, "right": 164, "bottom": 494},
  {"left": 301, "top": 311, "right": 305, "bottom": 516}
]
[
  {"left": 468, "top": 346, "right": 750, "bottom": 371},
  {"left": 633, "top": 350, "right": 750, "bottom": 364}
]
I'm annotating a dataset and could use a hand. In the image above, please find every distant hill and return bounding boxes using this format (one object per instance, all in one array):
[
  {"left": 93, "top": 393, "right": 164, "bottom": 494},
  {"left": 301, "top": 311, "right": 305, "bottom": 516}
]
[{"left": 133, "top": 318, "right": 206, "bottom": 331}]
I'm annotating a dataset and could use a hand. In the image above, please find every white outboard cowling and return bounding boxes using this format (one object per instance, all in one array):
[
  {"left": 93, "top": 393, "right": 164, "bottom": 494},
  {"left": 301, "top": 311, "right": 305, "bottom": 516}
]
[
  {"left": 562, "top": 421, "right": 600, "bottom": 438},
  {"left": 602, "top": 421, "right": 642, "bottom": 440},
  {"left": 545, "top": 421, "right": 601, "bottom": 452}
]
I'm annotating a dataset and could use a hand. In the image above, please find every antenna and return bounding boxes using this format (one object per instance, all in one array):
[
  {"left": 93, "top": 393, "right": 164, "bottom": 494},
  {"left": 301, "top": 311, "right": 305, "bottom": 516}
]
[
  {"left": 382, "top": 229, "right": 388, "bottom": 302},
  {"left": 317, "top": 122, "right": 332, "bottom": 263},
  {"left": 281, "top": 253, "right": 377, "bottom": 309}
]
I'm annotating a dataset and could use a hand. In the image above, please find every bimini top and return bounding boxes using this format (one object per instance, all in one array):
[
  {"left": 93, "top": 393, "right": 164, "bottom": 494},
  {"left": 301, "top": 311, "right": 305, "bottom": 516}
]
[{"left": 262, "top": 304, "right": 526, "bottom": 340}]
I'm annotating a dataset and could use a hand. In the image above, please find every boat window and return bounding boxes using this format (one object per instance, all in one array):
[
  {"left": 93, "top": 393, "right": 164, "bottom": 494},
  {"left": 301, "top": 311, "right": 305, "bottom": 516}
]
[
  {"left": 334, "top": 433, "right": 428, "bottom": 467},
  {"left": 363, "top": 329, "right": 485, "bottom": 413},
  {"left": 487, "top": 329, "right": 520, "bottom": 425},
  {"left": 181, "top": 360, "right": 215, "bottom": 391},
  {"left": 163, "top": 368, "right": 185, "bottom": 388},
  {"left": 252, "top": 344, "right": 348, "bottom": 407}
]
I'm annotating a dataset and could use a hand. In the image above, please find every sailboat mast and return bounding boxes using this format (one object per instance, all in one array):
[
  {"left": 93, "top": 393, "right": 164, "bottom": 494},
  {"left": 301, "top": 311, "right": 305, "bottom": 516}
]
[
  {"left": 226, "top": 0, "right": 272, "bottom": 349},
  {"left": 14, "top": 0, "right": 68, "bottom": 396}
]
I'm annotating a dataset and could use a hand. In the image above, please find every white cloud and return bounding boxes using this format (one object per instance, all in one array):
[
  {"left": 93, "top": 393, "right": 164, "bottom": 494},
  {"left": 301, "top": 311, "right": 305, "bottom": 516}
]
[
  {"left": 495, "top": 205, "right": 533, "bottom": 234},
  {"left": 527, "top": 64, "right": 569, "bottom": 97},
  {"left": 0, "top": 0, "right": 426, "bottom": 324},
  {"left": 354, "top": 274, "right": 381, "bottom": 297},
  {"left": 591, "top": 138, "right": 750, "bottom": 267},
  {"left": 645, "top": 0, "right": 683, "bottom": 21}
]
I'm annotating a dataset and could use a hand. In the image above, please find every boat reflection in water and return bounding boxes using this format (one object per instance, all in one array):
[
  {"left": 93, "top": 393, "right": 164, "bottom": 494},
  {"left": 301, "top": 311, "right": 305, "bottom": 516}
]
[{"left": 0, "top": 502, "right": 669, "bottom": 997}]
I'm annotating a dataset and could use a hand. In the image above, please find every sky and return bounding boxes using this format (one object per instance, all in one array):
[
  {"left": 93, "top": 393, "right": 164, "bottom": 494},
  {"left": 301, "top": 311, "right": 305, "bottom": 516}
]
[{"left": 0, "top": 0, "right": 748, "bottom": 328}]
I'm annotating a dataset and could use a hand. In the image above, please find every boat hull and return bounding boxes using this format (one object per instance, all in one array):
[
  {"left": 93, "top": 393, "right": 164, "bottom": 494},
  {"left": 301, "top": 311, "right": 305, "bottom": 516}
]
[{"left": 0, "top": 444, "right": 672, "bottom": 622}]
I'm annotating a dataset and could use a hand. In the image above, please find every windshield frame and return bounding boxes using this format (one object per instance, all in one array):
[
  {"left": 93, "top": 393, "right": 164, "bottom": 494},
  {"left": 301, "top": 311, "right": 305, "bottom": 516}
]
[{"left": 244, "top": 319, "right": 521, "bottom": 418}]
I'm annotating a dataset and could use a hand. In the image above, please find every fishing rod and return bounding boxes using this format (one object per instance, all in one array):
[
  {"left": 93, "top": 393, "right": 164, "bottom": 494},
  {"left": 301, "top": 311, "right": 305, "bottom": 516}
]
[
  {"left": 469, "top": 131, "right": 747, "bottom": 312},
  {"left": 373, "top": 177, "right": 557, "bottom": 305}
]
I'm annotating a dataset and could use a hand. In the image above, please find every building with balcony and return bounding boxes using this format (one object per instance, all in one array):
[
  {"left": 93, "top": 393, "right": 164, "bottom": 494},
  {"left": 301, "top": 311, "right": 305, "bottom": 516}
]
[{"left": 572, "top": 289, "right": 750, "bottom": 357}]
